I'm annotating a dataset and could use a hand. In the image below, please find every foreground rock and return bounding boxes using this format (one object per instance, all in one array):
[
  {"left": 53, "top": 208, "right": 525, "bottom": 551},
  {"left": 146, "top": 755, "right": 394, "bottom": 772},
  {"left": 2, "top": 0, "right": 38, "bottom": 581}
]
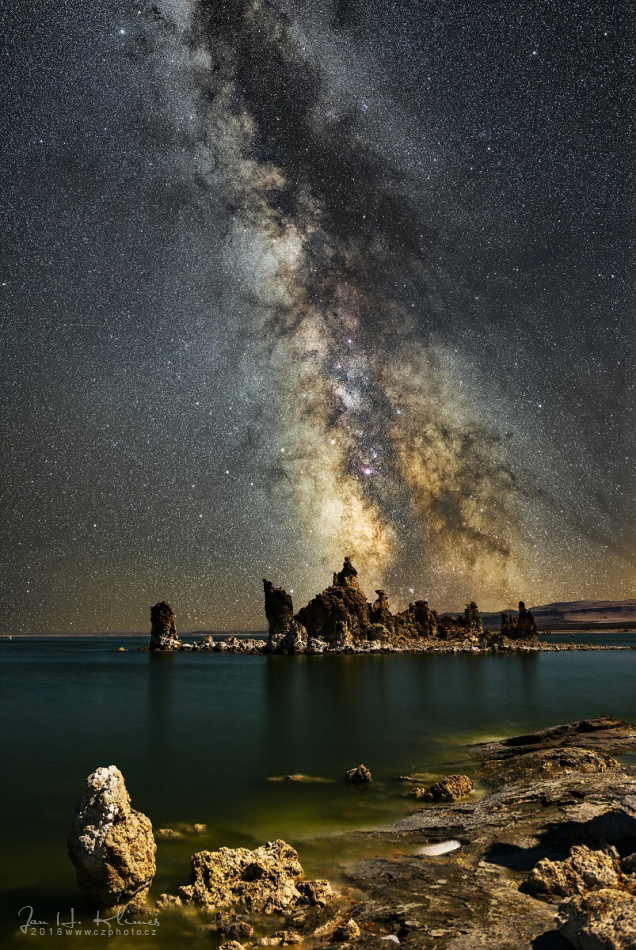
[
  {"left": 158, "top": 839, "right": 335, "bottom": 914},
  {"left": 68, "top": 766, "right": 156, "bottom": 909},
  {"left": 315, "top": 719, "right": 636, "bottom": 948},
  {"left": 332, "top": 918, "right": 361, "bottom": 941},
  {"left": 557, "top": 889, "right": 636, "bottom": 949},
  {"left": 478, "top": 746, "right": 620, "bottom": 788},
  {"left": 471, "top": 717, "right": 636, "bottom": 765},
  {"left": 411, "top": 774, "right": 474, "bottom": 801},
  {"left": 526, "top": 845, "right": 621, "bottom": 897}
]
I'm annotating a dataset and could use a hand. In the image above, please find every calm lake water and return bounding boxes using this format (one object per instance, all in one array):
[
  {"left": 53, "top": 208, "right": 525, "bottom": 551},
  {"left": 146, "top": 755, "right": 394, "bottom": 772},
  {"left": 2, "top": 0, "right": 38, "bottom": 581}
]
[{"left": 2, "top": 635, "right": 636, "bottom": 948}]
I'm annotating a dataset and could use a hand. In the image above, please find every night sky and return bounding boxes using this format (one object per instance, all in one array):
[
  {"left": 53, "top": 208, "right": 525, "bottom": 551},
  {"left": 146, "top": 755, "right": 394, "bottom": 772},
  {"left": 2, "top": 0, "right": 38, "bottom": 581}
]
[{"left": 1, "top": 0, "right": 634, "bottom": 633}]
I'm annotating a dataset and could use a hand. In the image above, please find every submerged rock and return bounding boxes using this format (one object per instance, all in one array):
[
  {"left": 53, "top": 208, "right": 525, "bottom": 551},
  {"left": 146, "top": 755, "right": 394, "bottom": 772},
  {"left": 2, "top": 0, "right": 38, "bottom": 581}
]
[
  {"left": 345, "top": 764, "right": 373, "bottom": 784},
  {"left": 67, "top": 766, "right": 156, "bottom": 909},
  {"left": 412, "top": 774, "right": 474, "bottom": 802},
  {"left": 268, "top": 774, "right": 332, "bottom": 784},
  {"left": 169, "top": 839, "right": 335, "bottom": 914},
  {"left": 557, "top": 888, "right": 636, "bottom": 949},
  {"left": 149, "top": 601, "right": 182, "bottom": 651}
]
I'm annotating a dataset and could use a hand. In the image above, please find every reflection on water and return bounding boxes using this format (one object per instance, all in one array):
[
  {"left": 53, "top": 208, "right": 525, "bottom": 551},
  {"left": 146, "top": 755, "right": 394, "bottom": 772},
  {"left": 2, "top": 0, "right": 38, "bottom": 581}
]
[
  {"left": 148, "top": 652, "right": 175, "bottom": 759},
  {"left": 0, "top": 639, "right": 635, "bottom": 948}
]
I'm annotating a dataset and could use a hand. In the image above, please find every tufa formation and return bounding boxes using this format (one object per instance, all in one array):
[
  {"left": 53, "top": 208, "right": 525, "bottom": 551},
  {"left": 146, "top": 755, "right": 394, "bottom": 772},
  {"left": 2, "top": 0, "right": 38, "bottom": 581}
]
[
  {"left": 67, "top": 766, "right": 156, "bottom": 910},
  {"left": 500, "top": 601, "right": 538, "bottom": 639},
  {"left": 142, "top": 558, "right": 540, "bottom": 654},
  {"left": 263, "top": 557, "right": 538, "bottom": 654},
  {"left": 156, "top": 839, "right": 335, "bottom": 914},
  {"left": 149, "top": 601, "right": 182, "bottom": 651}
]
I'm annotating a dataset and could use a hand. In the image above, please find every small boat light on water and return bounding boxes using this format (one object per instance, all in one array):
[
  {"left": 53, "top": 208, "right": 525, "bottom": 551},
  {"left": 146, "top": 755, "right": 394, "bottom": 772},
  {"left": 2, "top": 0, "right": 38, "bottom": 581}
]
[{"left": 416, "top": 839, "right": 461, "bottom": 856}]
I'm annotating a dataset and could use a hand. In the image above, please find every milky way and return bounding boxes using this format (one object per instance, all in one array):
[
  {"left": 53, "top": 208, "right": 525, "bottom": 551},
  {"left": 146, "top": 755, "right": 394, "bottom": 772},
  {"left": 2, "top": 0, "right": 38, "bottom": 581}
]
[{"left": 1, "top": 0, "right": 634, "bottom": 630}]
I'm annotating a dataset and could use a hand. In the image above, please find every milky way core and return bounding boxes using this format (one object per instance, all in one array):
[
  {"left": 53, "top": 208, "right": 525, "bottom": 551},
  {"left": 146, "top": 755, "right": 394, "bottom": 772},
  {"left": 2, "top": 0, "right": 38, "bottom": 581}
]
[{"left": 1, "top": 0, "right": 634, "bottom": 630}]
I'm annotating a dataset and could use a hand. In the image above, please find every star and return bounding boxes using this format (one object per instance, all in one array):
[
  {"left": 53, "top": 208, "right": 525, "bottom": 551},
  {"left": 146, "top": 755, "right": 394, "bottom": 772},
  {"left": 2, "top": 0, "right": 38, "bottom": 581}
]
[{"left": 0, "top": 0, "right": 631, "bottom": 631}]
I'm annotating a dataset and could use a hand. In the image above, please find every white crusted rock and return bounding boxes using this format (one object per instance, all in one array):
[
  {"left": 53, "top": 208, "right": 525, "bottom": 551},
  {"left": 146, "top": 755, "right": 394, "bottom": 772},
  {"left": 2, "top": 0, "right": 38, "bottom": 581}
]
[{"left": 68, "top": 766, "right": 156, "bottom": 909}]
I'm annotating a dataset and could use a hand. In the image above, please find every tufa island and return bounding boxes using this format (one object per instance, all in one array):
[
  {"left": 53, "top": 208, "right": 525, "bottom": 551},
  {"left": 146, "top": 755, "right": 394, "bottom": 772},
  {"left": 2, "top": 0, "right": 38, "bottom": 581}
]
[{"left": 142, "top": 557, "right": 630, "bottom": 654}]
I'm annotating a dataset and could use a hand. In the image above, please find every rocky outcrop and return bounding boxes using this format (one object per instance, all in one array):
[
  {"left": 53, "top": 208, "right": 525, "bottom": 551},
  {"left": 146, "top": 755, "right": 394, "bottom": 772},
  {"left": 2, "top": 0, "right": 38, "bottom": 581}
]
[
  {"left": 623, "top": 851, "right": 636, "bottom": 874},
  {"left": 295, "top": 558, "right": 371, "bottom": 648},
  {"left": 149, "top": 601, "right": 182, "bottom": 651},
  {"left": 501, "top": 601, "right": 538, "bottom": 639},
  {"left": 213, "top": 916, "right": 254, "bottom": 940},
  {"left": 64, "top": 720, "right": 636, "bottom": 947},
  {"left": 262, "top": 558, "right": 541, "bottom": 655},
  {"left": 332, "top": 918, "right": 361, "bottom": 941},
  {"left": 194, "top": 634, "right": 216, "bottom": 650},
  {"left": 371, "top": 589, "right": 392, "bottom": 628},
  {"left": 411, "top": 774, "right": 474, "bottom": 801},
  {"left": 463, "top": 601, "right": 483, "bottom": 633},
  {"left": 296, "top": 879, "right": 335, "bottom": 906},
  {"left": 393, "top": 599, "right": 439, "bottom": 639},
  {"left": 144, "top": 628, "right": 267, "bottom": 654},
  {"left": 263, "top": 580, "right": 309, "bottom": 653},
  {"left": 140, "top": 569, "right": 633, "bottom": 657},
  {"left": 557, "top": 889, "right": 636, "bottom": 949},
  {"left": 67, "top": 766, "right": 156, "bottom": 909},
  {"left": 526, "top": 845, "right": 621, "bottom": 898},
  {"left": 345, "top": 764, "right": 372, "bottom": 784},
  {"left": 161, "top": 839, "right": 335, "bottom": 914},
  {"left": 264, "top": 580, "right": 295, "bottom": 638},
  {"left": 479, "top": 746, "right": 620, "bottom": 788},
  {"left": 471, "top": 717, "right": 636, "bottom": 769},
  {"left": 214, "top": 636, "right": 267, "bottom": 654},
  {"left": 327, "top": 719, "right": 636, "bottom": 948}
]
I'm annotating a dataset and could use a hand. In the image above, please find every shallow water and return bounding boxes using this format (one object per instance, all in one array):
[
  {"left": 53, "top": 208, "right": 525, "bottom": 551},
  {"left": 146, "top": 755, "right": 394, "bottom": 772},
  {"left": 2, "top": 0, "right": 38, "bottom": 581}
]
[{"left": 2, "top": 637, "right": 636, "bottom": 947}]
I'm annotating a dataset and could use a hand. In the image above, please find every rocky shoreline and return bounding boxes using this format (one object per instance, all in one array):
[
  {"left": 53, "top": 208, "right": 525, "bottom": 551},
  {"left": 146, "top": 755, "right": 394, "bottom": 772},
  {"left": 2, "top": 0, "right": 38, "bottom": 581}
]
[
  {"left": 140, "top": 637, "right": 635, "bottom": 655},
  {"left": 65, "top": 717, "right": 636, "bottom": 948},
  {"left": 337, "top": 717, "right": 636, "bottom": 947},
  {"left": 141, "top": 559, "right": 636, "bottom": 655}
]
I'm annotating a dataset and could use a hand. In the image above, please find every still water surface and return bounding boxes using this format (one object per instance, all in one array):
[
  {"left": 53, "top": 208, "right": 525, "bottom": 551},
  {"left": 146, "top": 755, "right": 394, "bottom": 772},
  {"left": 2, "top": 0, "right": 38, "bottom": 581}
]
[{"left": 2, "top": 636, "right": 635, "bottom": 947}]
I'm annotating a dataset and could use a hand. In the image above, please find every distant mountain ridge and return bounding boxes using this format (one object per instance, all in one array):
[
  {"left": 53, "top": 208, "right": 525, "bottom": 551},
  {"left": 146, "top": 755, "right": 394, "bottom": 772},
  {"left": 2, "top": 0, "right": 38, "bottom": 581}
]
[{"left": 482, "top": 599, "right": 636, "bottom": 631}]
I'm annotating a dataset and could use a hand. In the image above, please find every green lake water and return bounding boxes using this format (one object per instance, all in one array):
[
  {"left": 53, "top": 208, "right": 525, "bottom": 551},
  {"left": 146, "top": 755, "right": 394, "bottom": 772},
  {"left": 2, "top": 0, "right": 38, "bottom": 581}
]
[{"left": 2, "top": 636, "right": 636, "bottom": 948}]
